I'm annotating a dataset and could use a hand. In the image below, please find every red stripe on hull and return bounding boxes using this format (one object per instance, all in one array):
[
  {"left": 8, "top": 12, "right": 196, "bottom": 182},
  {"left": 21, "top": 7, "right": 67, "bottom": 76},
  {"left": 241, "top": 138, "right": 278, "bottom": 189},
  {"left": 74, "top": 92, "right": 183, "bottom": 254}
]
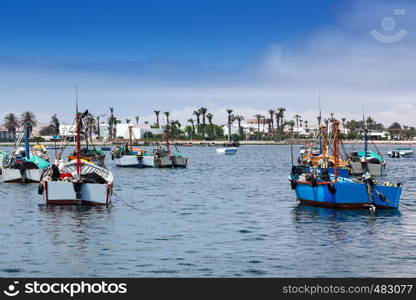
[
  {"left": 298, "top": 199, "right": 391, "bottom": 209},
  {"left": 46, "top": 199, "right": 79, "bottom": 205}
]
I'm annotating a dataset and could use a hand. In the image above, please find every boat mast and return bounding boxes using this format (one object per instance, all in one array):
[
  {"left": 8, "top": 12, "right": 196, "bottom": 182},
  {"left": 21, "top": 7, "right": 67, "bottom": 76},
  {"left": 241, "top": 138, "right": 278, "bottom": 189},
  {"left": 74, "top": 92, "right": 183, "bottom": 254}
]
[
  {"left": 76, "top": 112, "right": 81, "bottom": 176},
  {"left": 165, "top": 128, "right": 171, "bottom": 154},
  {"left": 75, "top": 85, "right": 81, "bottom": 176},
  {"left": 129, "top": 125, "right": 133, "bottom": 152},
  {"left": 363, "top": 111, "right": 369, "bottom": 171},
  {"left": 321, "top": 125, "right": 327, "bottom": 158},
  {"left": 24, "top": 124, "right": 30, "bottom": 160},
  {"left": 333, "top": 120, "right": 340, "bottom": 182},
  {"left": 318, "top": 94, "right": 322, "bottom": 154}
]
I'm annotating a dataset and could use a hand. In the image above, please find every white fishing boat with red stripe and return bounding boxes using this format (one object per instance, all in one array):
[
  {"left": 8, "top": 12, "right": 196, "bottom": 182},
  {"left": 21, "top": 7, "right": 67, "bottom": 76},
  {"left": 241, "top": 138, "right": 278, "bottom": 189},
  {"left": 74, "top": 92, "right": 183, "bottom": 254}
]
[{"left": 38, "top": 109, "right": 113, "bottom": 205}]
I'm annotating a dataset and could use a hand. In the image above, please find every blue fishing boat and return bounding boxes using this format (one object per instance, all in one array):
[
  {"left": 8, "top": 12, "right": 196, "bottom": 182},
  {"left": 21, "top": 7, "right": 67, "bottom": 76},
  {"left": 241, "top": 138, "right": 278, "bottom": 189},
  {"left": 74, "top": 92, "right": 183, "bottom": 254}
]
[{"left": 289, "top": 120, "right": 402, "bottom": 209}]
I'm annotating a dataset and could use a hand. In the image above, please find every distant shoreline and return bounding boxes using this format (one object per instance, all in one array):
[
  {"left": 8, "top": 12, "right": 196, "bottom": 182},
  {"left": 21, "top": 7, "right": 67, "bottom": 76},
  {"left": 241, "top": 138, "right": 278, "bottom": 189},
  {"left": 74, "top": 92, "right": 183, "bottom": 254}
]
[{"left": 0, "top": 140, "right": 415, "bottom": 147}]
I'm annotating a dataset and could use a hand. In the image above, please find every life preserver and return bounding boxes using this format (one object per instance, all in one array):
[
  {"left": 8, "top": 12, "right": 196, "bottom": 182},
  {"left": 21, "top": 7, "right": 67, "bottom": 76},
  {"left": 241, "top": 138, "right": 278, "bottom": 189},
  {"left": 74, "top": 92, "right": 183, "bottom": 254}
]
[
  {"left": 38, "top": 183, "right": 44, "bottom": 195},
  {"left": 328, "top": 182, "right": 336, "bottom": 194}
]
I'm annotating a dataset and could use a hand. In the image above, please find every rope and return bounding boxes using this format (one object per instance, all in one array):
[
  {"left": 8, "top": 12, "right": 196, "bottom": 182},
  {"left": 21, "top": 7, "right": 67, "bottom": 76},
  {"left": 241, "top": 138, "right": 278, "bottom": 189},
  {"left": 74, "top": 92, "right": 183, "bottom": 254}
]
[{"left": 112, "top": 191, "right": 140, "bottom": 211}]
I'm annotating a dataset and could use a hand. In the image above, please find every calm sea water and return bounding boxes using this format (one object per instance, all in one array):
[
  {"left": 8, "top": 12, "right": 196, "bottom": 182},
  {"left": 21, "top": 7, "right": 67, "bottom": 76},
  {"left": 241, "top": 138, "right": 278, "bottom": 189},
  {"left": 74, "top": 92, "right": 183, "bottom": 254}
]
[{"left": 0, "top": 145, "right": 415, "bottom": 277}]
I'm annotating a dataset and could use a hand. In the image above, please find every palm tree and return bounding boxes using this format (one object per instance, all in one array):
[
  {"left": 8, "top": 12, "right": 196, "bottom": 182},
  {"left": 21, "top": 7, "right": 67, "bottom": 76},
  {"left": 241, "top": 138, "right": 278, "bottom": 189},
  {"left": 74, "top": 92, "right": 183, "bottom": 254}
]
[
  {"left": 200, "top": 107, "right": 208, "bottom": 137},
  {"left": 154, "top": 111, "right": 160, "bottom": 127},
  {"left": 135, "top": 116, "right": 140, "bottom": 125},
  {"left": 188, "top": 119, "right": 195, "bottom": 137},
  {"left": 226, "top": 109, "right": 234, "bottom": 141},
  {"left": 126, "top": 118, "right": 131, "bottom": 125},
  {"left": 49, "top": 114, "right": 60, "bottom": 135},
  {"left": 3, "top": 113, "right": 19, "bottom": 134},
  {"left": 268, "top": 109, "right": 275, "bottom": 133},
  {"left": 293, "top": 114, "right": 301, "bottom": 131},
  {"left": 193, "top": 110, "right": 201, "bottom": 135},
  {"left": 254, "top": 114, "right": 262, "bottom": 140},
  {"left": 235, "top": 115, "right": 245, "bottom": 139},
  {"left": 206, "top": 112, "right": 213, "bottom": 138},
  {"left": 20, "top": 111, "right": 37, "bottom": 134},
  {"left": 276, "top": 107, "right": 286, "bottom": 134},
  {"left": 95, "top": 114, "right": 105, "bottom": 140},
  {"left": 164, "top": 111, "right": 170, "bottom": 127},
  {"left": 304, "top": 120, "right": 309, "bottom": 132},
  {"left": 366, "top": 116, "right": 375, "bottom": 131},
  {"left": 108, "top": 107, "right": 115, "bottom": 140}
]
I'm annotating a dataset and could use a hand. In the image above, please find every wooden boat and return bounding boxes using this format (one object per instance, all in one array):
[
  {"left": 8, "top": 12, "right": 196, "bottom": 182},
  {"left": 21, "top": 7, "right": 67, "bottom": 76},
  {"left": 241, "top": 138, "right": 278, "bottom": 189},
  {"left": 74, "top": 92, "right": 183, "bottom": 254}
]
[
  {"left": 113, "top": 126, "right": 155, "bottom": 167},
  {"left": 39, "top": 110, "right": 113, "bottom": 205},
  {"left": 388, "top": 147, "right": 413, "bottom": 158},
  {"left": 1, "top": 126, "right": 50, "bottom": 183},
  {"left": 289, "top": 120, "right": 402, "bottom": 209},
  {"left": 348, "top": 151, "right": 386, "bottom": 176},
  {"left": 347, "top": 125, "right": 386, "bottom": 176},
  {"left": 216, "top": 147, "right": 238, "bottom": 155},
  {"left": 153, "top": 129, "right": 187, "bottom": 168},
  {"left": 68, "top": 147, "right": 105, "bottom": 167}
]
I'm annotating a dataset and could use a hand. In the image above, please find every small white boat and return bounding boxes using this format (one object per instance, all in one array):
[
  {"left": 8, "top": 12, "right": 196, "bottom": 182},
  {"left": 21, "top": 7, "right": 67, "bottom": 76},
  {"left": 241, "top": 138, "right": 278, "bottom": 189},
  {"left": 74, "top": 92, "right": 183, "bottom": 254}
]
[
  {"left": 388, "top": 147, "right": 413, "bottom": 158},
  {"left": 39, "top": 160, "right": 113, "bottom": 205},
  {"left": 216, "top": 147, "right": 238, "bottom": 155},
  {"left": 39, "top": 109, "right": 113, "bottom": 205},
  {"left": 113, "top": 127, "right": 156, "bottom": 168}
]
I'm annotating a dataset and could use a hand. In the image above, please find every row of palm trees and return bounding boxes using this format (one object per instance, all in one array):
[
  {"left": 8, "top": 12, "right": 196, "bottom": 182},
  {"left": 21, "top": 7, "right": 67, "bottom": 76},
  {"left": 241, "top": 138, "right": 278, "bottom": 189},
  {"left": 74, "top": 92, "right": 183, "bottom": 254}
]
[{"left": 3, "top": 111, "right": 38, "bottom": 135}]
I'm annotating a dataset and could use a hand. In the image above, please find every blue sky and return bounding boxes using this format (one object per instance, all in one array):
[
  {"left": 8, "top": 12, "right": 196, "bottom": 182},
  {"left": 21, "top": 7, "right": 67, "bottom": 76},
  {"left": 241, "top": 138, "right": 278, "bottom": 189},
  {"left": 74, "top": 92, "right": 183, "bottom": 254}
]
[{"left": 0, "top": 0, "right": 415, "bottom": 127}]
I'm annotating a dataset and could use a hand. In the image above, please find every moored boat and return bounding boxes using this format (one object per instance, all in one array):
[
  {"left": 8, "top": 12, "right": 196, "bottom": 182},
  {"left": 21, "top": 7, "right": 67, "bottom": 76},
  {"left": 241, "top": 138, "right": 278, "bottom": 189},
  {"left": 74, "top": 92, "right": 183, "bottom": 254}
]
[
  {"left": 388, "top": 147, "right": 413, "bottom": 158},
  {"left": 68, "top": 147, "right": 105, "bottom": 167},
  {"left": 289, "top": 120, "right": 402, "bottom": 209},
  {"left": 153, "top": 129, "right": 187, "bottom": 168},
  {"left": 348, "top": 151, "right": 386, "bottom": 176},
  {"left": 39, "top": 109, "right": 113, "bottom": 205},
  {"left": 1, "top": 126, "right": 50, "bottom": 183},
  {"left": 113, "top": 126, "right": 155, "bottom": 167},
  {"left": 216, "top": 147, "right": 238, "bottom": 155}
]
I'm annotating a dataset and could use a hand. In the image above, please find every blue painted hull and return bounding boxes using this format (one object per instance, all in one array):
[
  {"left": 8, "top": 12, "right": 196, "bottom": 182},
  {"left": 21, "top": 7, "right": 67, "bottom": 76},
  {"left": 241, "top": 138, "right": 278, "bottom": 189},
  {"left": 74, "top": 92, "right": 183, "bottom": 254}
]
[{"left": 294, "top": 181, "right": 401, "bottom": 209}]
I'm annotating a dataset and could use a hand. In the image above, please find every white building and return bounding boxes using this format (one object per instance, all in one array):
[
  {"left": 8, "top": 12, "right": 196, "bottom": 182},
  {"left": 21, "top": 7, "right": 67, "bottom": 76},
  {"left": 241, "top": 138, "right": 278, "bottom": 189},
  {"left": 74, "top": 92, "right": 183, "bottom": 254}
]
[
  {"left": 115, "top": 124, "right": 163, "bottom": 139},
  {"left": 59, "top": 124, "right": 76, "bottom": 137}
]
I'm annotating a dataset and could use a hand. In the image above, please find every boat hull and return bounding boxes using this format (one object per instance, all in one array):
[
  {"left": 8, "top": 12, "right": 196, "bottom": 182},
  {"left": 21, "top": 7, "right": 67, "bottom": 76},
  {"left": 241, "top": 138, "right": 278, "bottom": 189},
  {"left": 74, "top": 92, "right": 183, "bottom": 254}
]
[
  {"left": 350, "top": 162, "right": 386, "bottom": 177},
  {"left": 43, "top": 181, "right": 111, "bottom": 205},
  {"left": 115, "top": 155, "right": 141, "bottom": 167},
  {"left": 154, "top": 156, "right": 173, "bottom": 168},
  {"left": 293, "top": 180, "right": 401, "bottom": 209},
  {"left": 173, "top": 156, "right": 187, "bottom": 168},
  {"left": 139, "top": 155, "right": 155, "bottom": 167},
  {"left": 1, "top": 168, "right": 43, "bottom": 183}
]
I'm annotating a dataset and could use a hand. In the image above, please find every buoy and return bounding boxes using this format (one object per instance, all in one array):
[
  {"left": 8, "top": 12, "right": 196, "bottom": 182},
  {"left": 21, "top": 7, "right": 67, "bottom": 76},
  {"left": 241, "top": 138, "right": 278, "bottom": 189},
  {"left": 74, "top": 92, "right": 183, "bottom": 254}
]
[
  {"left": 328, "top": 182, "right": 336, "bottom": 194},
  {"left": 37, "top": 183, "right": 44, "bottom": 195}
]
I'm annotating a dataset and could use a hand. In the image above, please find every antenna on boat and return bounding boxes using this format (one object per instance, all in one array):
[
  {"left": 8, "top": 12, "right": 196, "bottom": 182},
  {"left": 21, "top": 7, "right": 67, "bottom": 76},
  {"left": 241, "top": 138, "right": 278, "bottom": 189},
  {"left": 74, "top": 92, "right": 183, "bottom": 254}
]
[
  {"left": 332, "top": 120, "right": 340, "bottom": 182},
  {"left": 75, "top": 84, "right": 79, "bottom": 114},
  {"left": 362, "top": 106, "right": 369, "bottom": 172}
]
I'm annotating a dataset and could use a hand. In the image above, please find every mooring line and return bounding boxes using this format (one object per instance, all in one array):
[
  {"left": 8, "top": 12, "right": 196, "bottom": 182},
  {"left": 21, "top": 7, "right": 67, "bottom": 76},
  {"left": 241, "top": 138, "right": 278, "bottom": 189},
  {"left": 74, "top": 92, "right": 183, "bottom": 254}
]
[{"left": 112, "top": 191, "right": 140, "bottom": 211}]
